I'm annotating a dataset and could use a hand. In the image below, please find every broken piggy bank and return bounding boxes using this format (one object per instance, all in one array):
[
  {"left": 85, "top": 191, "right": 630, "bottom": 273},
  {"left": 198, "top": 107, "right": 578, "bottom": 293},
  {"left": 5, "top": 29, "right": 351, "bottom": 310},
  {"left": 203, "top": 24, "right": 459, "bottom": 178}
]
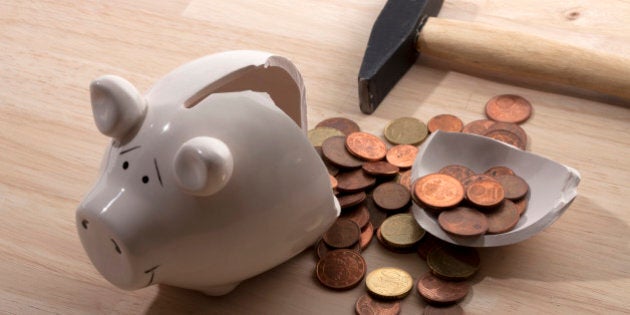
[{"left": 76, "top": 51, "right": 340, "bottom": 296}]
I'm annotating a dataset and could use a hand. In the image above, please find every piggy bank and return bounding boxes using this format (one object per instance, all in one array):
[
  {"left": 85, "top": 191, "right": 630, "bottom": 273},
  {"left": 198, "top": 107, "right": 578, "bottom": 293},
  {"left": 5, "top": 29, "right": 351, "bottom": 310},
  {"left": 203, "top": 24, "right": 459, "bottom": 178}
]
[{"left": 76, "top": 51, "right": 340, "bottom": 296}]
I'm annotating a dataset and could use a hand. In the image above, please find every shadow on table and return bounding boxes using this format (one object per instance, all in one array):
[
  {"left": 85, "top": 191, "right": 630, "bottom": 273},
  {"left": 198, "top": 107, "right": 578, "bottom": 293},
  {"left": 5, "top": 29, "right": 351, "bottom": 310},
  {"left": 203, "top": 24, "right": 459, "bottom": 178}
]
[{"left": 472, "top": 195, "right": 629, "bottom": 283}]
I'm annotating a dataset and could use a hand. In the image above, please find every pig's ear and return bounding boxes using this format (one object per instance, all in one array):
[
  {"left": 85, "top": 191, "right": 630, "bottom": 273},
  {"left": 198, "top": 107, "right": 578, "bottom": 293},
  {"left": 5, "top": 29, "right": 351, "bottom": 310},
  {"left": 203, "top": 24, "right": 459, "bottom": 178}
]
[
  {"left": 90, "top": 75, "right": 147, "bottom": 141},
  {"left": 173, "top": 137, "right": 234, "bottom": 196}
]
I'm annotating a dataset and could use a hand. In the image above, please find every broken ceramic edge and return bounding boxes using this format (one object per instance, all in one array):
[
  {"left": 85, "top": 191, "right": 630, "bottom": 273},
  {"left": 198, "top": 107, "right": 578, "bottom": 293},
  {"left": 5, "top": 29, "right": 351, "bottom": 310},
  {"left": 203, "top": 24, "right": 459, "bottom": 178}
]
[{"left": 410, "top": 131, "right": 581, "bottom": 247}]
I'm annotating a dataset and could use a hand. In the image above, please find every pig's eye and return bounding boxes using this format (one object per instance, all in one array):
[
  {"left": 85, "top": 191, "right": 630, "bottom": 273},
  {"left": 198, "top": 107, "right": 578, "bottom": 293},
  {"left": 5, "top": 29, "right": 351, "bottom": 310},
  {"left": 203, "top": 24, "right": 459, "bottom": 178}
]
[
  {"left": 122, "top": 161, "right": 129, "bottom": 170},
  {"left": 142, "top": 176, "right": 149, "bottom": 184}
]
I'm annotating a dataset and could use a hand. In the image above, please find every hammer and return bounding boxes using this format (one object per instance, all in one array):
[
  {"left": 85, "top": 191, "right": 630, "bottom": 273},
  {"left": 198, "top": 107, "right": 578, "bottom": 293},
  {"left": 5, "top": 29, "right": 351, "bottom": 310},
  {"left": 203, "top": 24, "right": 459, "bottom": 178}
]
[{"left": 358, "top": 0, "right": 630, "bottom": 114}]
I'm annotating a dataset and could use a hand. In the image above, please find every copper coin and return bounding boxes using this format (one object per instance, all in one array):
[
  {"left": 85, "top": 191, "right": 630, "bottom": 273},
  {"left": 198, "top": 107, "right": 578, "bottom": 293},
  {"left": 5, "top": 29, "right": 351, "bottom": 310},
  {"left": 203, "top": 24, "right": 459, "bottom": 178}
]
[
  {"left": 438, "top": 164, "right": 475, "bottom": 184},
  {"left": 428, "top": 114, "right": 464, "bottom": 133},
  {"left": 427, "top": 246, "right": 480, "bottom": 281},
  {"left": 494, "top": 174, "right": 529, "bottom": 200},
  {"left": 466, "top": 179, "right": 505, "bottom": 208},
  {"left": 338, "top": 191, "right": 367, "bottom": 209},
  {"left": 322, "top": 218, "right": 361, "bottom": 249},
  {"left": 365, "top": 195, "right": 388, "bottom": 230},
  {"left": 485, "top": 199, "right": 520, "bottom": 234},
  {"left": 359, "top": 222, "right": 374, "bottom": 250},
  {"left": 336, "top": 169, "right": 376, "bottom": 193},
  {"left": 373, "top": 182, "right": 411, "bottom": 211},
  {"left": 322, "top": 136, "right": 363, "bottom": 168},
  {"left": 355, "top": 293, "right": 401, "bottom": 315},
  {"left": 386, "top": 144, "right": 418, "bottom": 169},
  {"left": 346, "top": 132, "right": 388, "bottom": 161},
  {"left": 483, "top": 129, "right": 525, "bottom": 150},
  {"left": 461, "top": 174, "right": 495, "bottom": 191},
  {"left": 417, "top": 233, "right": 447, "bottom": 260},
  {"left": 423, "top": 304, "right": 464, "bottom": 315},
  {"left": 316, "top": 117, "right": 361, "bottom": 136},
  {"left": 417, "top": 271, "right": 470, "bottom": 304},
  {"left": 413, "top": 174, "right": 465, "bottom": 209},
  {"left": 485, "top": 94, "right": 533, "bottom": 124},
  {"left": 484, "top": 166, "right": 515, "bottom": 177},
  {"left": 486, "top": 122, "right": 528, "bottom": 148},
  {"left": 316, "top": 238, "right": 361, "bottom": 260},
  {"left": 362, "top": 161, "right": 399, "bottom": 177},
  {"left": 316, "top": 249, "right": 366, "bottom": 290},
  {"left": 315, "top": 147, "right": 340, "bottom": 176},
  {"left": 329, "top": 175, "right": 338, "bottom": 190},
  {"left": 438, "top": 206, "right": 489, "bottom": 236},
  {"left": 462, "top": 119, "right": 495, "bottom": 135},
  {"left": 514, "top": 195, "right": 528, "bottom": 216},
  {"left": 397, "top": 170, "right": 412, "bottom": 191},
  {"left": 340, "top": 203, "right": 371, "bottom": 229}
]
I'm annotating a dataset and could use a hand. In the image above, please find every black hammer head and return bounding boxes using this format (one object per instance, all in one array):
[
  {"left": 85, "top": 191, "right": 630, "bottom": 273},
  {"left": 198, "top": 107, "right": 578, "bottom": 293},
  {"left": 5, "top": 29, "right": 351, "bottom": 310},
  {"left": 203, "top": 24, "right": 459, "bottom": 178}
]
[{"left": 358, "top": 0, "right": 443, "bottom": 114}]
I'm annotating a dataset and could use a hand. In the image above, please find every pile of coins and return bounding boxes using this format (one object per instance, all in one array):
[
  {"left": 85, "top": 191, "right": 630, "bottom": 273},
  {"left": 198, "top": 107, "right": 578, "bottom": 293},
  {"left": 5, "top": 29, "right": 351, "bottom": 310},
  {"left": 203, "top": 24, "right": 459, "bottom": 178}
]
[
  {"left": 415, "top": 165, "right": 530, "bottom": 236},
  {"left": 308, "top": 94, "right": 534, "bottom": 314}
]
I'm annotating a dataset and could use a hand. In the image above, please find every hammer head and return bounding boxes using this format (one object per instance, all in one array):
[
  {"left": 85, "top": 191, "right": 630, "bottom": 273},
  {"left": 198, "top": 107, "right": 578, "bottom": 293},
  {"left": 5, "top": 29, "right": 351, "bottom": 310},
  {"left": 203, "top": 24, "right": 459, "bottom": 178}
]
[{"left": 358, "top": 0, "right": 443, "bottom": 114}]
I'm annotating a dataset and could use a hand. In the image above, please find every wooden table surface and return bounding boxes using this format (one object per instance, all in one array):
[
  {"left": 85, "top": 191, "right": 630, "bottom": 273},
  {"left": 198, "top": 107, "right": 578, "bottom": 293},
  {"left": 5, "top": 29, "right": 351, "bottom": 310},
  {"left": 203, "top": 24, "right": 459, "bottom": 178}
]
[{"left": 1, "top": 1, "right": 629, "bottom": 314}]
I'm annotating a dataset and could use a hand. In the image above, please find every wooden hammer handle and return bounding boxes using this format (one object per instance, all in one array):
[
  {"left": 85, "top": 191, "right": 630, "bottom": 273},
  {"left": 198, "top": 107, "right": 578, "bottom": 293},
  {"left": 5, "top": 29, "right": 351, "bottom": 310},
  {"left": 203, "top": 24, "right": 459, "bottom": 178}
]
[{"left": 417, "top": 17, "right": 630, "bottom": 101}]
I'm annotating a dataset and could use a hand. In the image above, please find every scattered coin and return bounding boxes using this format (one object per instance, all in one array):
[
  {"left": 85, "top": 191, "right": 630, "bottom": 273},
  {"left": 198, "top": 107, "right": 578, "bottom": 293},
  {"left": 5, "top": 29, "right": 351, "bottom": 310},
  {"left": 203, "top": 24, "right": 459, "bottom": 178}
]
[
  {"left": 462, "top": 119, "right": 496, "bottom": 135},
  {"left": 486, "top": 122, "right": 528, "bottom": 150},
  {"left": 316, "top": 249, "right": 366, "bottom": 290},
  {"left": 396, "top": 170, "right": 412, "bottom": 191},
  {"left": 359, "top": 222, "right": 374, "bottom": 250},
  {"left": 308, "top": 127, "right": 345, "bottom": 147},
  {"left": 417, "top": 271, "right": 470, "bottom": 304},
  {"left": 423, "top": 304, "right": 465, "bottom": 315},
  {"left": 316, "top": 238, "right": 361, "bottom": 260},
  {"left": 386, "top": 144, "right": 418, "bottom": 169},
  {"left": 338, "top": 191, "right": 367, "bottom": 209},
  {"left": 380, "top": 213, "right": 425, "bottom": 248},
  {"left": 315, "top": 146, "right": 340, "bottom": 176},
  {"left": 346, "top": 132, "right": 388, "bottom": 161},
  {"left": 373, "top": 182, "right": 411, "bottom": 212},
  {"left": 439, "top": 165, "right": 475, "bottom": 184},
  {"left": 483, "top": 129, "right": 526, "bottom": 150},
  {"left": 494, "top": 174, "right": 529, "bottom": 200},
  {"left": 438, "top": 206, "right": 489, "bottom": 236},
  {"left": 323, "top": 218, "right": 361, "bottom": 249},
  {"left": 365, "top": 195, "right": 388, "bottom": 230},
  {"left": 316, "top": 117, "right": 361, "bottom": 136},
  {"left": 485, "top": 199, "right": 520, "bottom": 234},
  {"left": 484, "top": 166, "right": 515, "bottom": 177},
  {"left": 336, "top": 168, "right": 377, "bottom": 193},
  {"left": 413, "top": 174, "right": 465, "bottom": 209},
  {"left": 427, "top": 246, "right": 480, "bottom": 281},
  {"left": 355, "top": 293, "right": 401, "bottom": 315},
  {"left": 485, "top": 94, "right": 533, "bottom": 124},
  {"left": 384, "top": 117, "right": 428, "bottom": 145},
  {"left": 365, "top": 267, "right": 414, "bottom": 300},
  {"left": 362, "top": 161, "right": 399, "bottom": 177},
  {"left": 466, "top": 179, "right": 505, "bottom": 208},
  {"left": 340, "top": 203, "right": 371, "bottom": 229},
  {"left": 417, "top": 233, "right": 447, "bottom": 261},
  {"left": 428, "top": 114, "right": 464, "bottom": 133},
  {"left": 322, "top": 136, "right": 363, "bottom": 169}
]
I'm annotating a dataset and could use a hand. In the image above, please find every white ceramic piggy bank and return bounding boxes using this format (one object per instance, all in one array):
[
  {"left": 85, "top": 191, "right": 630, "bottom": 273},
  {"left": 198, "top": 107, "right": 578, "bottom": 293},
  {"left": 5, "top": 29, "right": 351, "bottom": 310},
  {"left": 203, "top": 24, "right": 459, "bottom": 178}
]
[{"left": 76, "top": 51, "right": 340, "bottom": 296}]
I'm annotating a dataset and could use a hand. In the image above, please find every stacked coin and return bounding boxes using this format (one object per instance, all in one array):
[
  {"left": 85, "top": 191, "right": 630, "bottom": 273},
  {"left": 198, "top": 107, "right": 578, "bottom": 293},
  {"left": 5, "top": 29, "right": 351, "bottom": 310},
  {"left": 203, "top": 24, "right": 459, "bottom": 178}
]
[{"left": 413, "top": 164, "right": 530, "bottom": 236}]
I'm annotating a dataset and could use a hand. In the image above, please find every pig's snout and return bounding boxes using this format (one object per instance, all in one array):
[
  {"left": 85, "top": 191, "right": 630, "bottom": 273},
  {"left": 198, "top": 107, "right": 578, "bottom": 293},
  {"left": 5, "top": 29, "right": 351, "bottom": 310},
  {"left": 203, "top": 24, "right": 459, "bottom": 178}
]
[{"left": 76, "top": 195, "right": 154, "bottom": 290}]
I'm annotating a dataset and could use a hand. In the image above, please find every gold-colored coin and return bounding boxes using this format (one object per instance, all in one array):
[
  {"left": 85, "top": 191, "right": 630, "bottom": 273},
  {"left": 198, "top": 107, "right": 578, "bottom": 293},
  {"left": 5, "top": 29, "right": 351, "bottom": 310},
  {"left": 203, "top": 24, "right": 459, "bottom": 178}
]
[
  {"left": 365, "top": 267, "right": 413, "bottom": 300},
  {"left": 379, "top": 213, "right": 425, "bottom": 248},
  {"left": 383, "top": 117, "right": 428, "bottom": 145},
  {"left": 308, "top": 127, "right": 344, "bottom": 147}
]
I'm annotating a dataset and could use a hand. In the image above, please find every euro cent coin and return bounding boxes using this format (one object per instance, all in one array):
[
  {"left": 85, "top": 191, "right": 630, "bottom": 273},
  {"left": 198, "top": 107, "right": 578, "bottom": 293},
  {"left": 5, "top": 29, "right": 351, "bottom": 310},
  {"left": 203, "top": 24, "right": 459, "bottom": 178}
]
[{"left": 365, "top": 267, "right": 414, "bottom": 299}]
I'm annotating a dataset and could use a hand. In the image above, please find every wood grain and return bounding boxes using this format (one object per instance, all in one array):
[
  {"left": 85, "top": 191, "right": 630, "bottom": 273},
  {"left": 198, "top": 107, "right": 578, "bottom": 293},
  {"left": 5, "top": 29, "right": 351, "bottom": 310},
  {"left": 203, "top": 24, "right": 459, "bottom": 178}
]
[{"left": 1, "top": 0, "right": 629, "bottom": 314}]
